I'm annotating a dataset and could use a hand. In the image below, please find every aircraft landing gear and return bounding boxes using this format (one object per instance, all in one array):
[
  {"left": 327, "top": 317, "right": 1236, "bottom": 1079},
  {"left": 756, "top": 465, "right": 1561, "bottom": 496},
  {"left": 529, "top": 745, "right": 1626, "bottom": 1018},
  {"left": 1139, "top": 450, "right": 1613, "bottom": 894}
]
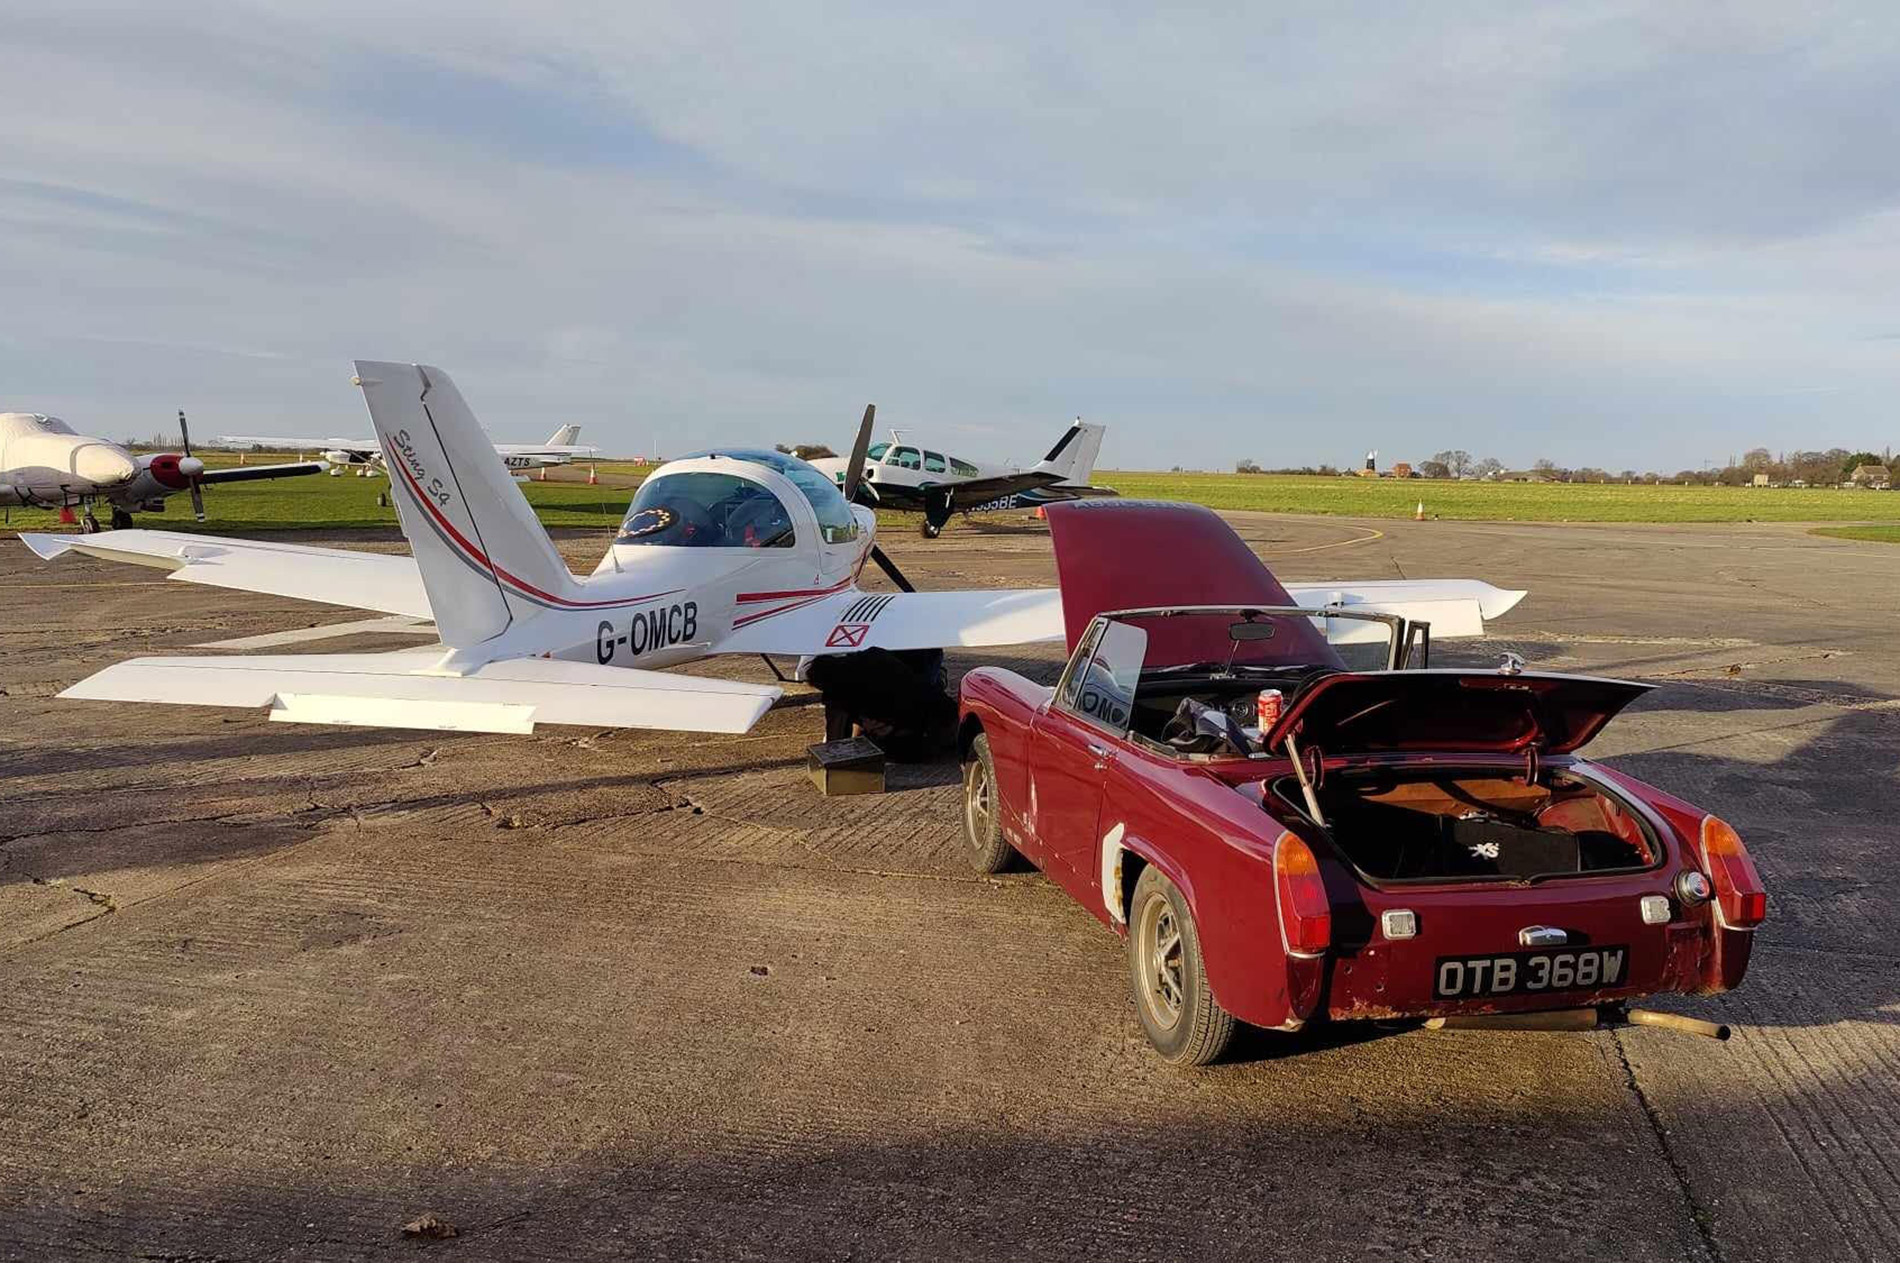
[
  {"left": 805, "top": 648, "right": 955, "bottom": 762},
  {"left": 921, "top": 488, "right": 953, "bottom": 539},
  {"left": 80, "top": 510, "right": 102, "bottom": 534},
  {"left": 109, "top": 508, "right": 135, "bottom": 530}
]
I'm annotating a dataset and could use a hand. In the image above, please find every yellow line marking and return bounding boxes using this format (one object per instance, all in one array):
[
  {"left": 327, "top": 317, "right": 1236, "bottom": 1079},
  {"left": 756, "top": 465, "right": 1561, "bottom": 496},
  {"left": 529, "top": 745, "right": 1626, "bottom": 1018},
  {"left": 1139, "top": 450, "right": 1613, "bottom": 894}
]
[{"left": 1263, "top": 525, "right": 1386, "bottom": 556}]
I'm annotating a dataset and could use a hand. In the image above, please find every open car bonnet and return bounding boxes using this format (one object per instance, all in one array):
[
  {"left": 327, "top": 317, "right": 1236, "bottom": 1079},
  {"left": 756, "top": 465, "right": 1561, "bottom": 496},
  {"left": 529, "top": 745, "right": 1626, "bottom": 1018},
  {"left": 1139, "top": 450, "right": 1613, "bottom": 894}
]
[
  {"left": 1264, "top": 670, "right": 1653, "bottom": 756},
  {"left": 1046, "top": 500, "right": 1307, "bottom": 650}
]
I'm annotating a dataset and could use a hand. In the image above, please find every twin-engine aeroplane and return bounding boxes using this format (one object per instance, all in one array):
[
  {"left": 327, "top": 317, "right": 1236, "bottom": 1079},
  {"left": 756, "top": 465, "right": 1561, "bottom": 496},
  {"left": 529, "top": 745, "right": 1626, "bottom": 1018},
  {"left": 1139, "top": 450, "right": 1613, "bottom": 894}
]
[
  {"left": 1, "top": 409, "right": 322, "bottom": 530},
  {"left": 808, "top": 419, "right": 1115, "bottom": 537},
  {"left": 218, "top": 423, "right": 596, "bottom": 475},
  {"left": 24, "top": 362, "right": 1526, "bottom": 740}
]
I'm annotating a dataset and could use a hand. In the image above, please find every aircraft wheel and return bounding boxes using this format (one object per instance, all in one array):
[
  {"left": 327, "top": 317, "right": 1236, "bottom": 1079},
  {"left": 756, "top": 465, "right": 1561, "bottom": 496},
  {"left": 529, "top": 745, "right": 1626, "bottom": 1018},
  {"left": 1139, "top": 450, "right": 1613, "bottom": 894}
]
[
  {"left": 921, "top": 520, "right": 943, "bottom": 539},
  {"left": 80, "top": 511, "right": 101, "bottom": 534},
  {"left": 960, "top": 732, "right": 1017, "bottom": 874},
  {"left": 1128, "top": 866, "right": 1236, "bottom": 1066},
  {"left": 109, "top": 508, "right": 135, "bottom": 530}
]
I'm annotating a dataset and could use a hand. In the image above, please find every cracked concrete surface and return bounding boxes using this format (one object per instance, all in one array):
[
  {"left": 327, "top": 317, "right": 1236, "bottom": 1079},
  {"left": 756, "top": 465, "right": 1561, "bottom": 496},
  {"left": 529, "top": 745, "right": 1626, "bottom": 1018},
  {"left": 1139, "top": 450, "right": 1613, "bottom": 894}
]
[{"left": 1, "top": 515, "right": 1896, "bottom": 1262}]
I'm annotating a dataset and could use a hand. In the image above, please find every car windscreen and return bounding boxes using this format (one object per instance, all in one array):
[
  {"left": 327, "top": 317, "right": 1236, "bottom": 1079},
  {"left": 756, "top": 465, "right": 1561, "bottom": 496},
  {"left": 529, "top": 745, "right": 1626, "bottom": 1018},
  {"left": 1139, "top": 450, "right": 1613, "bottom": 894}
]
[
  {"left": 1066, "top": 619, "right": 1147, "bottom": 732},
  {"left": 1120, "top": 610, "right": 1357, "bottom": 674},
  {"left": 617, "top": 472, "right": 795, "bottom": 548}
]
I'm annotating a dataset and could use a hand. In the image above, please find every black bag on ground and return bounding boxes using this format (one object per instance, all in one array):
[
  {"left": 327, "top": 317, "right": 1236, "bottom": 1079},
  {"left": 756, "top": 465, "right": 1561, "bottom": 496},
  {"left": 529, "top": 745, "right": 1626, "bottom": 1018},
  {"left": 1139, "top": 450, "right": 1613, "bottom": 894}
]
[{"left": 805, "top": 648, "right": 956, "bottom": 762}]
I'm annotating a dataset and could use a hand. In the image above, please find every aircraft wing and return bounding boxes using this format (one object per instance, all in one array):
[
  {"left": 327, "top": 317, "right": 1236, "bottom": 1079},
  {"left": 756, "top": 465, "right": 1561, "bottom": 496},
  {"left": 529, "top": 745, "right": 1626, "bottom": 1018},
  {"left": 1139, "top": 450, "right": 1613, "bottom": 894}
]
[
  {"left": 716, "top": 588, "right": 1064, "bottom": 656},
  {"left": 1281, "top": 579, "right": 1526, "bottom": 640},
  {"left": 59, "top": 649, "right": 780, "bottom": 735},
  {"left": 197, "top": 461, "right": 328, "bottom": 484},
  {"left": 493, "top": 444, "right": 598, "bottom": 458},
  {"left": 21, "top": 530, "right": 428, "bottom": 619},
  {"left": 943, "top": 471, "right": 1063, "bottom": 503},
  {"left": 217, "top": 435, "right": 377, "bottom": 455}
]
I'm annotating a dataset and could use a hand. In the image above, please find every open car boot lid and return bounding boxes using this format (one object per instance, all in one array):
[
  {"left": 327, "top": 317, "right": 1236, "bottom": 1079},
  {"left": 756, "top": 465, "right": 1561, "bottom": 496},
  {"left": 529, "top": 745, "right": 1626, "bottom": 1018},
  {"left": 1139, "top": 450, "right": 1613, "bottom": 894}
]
[{"left": 1263, "top": 669, "right": 1653, "bottom": 757}]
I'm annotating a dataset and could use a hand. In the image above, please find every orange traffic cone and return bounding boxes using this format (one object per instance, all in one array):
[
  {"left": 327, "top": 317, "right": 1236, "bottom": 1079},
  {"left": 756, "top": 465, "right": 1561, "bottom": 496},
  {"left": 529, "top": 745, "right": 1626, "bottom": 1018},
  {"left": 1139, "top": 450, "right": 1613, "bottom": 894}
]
[
  {"left": 588, "top": 466, "right": 598, "bottom": 485},
  {"left": 1034, "top": 505, "right": 1047, "bottom": 520},
  {"left": 1415, "top": 501, "right": 1427, "bottom": 521},
  {"left": 58, "top": 506, "right": 77, "bottom": 525}
]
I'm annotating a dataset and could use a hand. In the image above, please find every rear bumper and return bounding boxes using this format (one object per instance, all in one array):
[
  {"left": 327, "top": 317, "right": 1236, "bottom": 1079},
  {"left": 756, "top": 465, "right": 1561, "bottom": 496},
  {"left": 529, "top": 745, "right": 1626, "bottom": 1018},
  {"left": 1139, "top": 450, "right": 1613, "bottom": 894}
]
[{"left": 1314, "top": 919, "right": 1753, "bottom": 1024}]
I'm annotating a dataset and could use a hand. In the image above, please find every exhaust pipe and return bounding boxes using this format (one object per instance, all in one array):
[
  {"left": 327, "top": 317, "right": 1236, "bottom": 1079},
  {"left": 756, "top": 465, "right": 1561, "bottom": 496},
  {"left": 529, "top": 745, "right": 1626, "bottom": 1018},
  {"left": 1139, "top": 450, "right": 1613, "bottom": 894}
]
[
  {"left": 1622, "top": 1007, "right": 1730, "bottom": 1041},
  {"left": 1425, "top": 1008, "right": 1599, "bottom": 1033},
  {"left": 1424, "top": 1005, "right": 1730, "bottom": 1040}
]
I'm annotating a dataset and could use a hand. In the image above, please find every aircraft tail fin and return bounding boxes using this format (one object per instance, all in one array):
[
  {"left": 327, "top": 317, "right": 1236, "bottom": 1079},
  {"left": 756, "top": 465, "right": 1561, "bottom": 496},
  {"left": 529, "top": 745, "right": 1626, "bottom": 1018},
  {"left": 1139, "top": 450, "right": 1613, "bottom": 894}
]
[
  {"left": 546, "top": 423, "right": 582, "bottom": 446},
  {"left": 1032, "top": 420, "right": 1107, "bottom": 486},
  {"left": 354, "top": 361, "right": 582, "bottom": 649}
]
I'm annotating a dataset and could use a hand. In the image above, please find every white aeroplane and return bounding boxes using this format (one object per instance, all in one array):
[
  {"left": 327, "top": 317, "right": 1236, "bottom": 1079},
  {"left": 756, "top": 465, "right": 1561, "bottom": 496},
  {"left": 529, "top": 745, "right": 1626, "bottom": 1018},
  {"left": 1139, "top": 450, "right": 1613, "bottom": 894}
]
[
  {"left": 219, "top": 422, "right": 596, "bottom": 475},
  {"left": 807, "top": 420, "right": 1115, "bottom": 537},
  {"left": 1, "top": 409, "right": 322, "bottom": 531},
  {"left": 23, "top": 362, "right": 1526, "bottom": 741}
]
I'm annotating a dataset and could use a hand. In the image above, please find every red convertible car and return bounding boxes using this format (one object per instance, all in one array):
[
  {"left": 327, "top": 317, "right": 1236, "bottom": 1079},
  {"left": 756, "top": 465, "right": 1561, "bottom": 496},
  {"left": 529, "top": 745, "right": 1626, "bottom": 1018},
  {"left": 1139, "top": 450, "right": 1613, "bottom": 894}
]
[{"left": 957, "top": 502, "right": 1766, "bottom": 1064}]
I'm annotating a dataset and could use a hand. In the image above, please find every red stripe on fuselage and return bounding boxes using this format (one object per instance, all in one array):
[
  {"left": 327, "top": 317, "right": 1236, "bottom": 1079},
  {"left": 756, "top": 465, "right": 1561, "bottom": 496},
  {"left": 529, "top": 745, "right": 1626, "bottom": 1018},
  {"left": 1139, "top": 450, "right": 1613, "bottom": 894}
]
[
  {"left": 736, "top": 576, "right": 854, "bottom": 603},
  {"left": 731, "top": 592, "right": 836, "bottom": 627},
  {"left": 388, "top": 444, "right": 675, "bottom": 611}
]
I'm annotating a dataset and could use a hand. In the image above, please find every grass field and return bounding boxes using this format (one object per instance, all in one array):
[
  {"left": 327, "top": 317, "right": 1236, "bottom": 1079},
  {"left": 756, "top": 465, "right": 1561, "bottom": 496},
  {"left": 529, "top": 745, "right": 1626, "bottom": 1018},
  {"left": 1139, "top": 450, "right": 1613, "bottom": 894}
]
[
  {"left": 9, "top": 456, "right": 1900, "bottom": 535},
  {"left": 1097, "top": 470, "right": 1900, "bottom": 523},
  {"left": 1811, "top": 523, "right": 1900, "bottom": 544}
]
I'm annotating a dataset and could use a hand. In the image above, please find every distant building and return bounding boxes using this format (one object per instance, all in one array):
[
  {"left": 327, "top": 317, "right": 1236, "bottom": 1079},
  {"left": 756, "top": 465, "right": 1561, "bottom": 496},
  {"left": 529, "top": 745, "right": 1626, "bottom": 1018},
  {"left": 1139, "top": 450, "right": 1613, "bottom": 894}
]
[
  {"left": 1850, "top": 464, "right": 1891, "bottom": 489},
  {"left": 1390, "top": 461, "right": 1414, "bottom": 480},
  {"left": 1751, "top": 473, "right": 1770, "bottom": 488}
]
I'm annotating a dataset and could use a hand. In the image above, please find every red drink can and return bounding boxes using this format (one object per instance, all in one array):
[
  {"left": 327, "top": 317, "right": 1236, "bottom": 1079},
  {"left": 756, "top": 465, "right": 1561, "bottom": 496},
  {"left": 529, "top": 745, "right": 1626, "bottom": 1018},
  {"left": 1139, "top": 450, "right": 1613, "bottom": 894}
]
[{"left": 1256, "top": 688, "right": 1284, "bottom": 731}]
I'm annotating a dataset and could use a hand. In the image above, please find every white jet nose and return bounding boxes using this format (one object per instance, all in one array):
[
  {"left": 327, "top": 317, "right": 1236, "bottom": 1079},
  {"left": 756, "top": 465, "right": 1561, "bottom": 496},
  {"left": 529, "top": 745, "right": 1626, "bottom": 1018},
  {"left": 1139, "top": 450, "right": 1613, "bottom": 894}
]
[{"left": 72, "top": 443, "right": 138, "bottom": 486}]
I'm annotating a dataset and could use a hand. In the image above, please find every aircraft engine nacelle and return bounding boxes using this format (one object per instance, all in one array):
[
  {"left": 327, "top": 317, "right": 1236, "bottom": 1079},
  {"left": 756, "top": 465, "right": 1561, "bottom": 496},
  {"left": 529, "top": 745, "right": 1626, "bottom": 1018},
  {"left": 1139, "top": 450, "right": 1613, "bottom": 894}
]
[{"left": 120, "top": 453, "right": 203, "bottom": 505}]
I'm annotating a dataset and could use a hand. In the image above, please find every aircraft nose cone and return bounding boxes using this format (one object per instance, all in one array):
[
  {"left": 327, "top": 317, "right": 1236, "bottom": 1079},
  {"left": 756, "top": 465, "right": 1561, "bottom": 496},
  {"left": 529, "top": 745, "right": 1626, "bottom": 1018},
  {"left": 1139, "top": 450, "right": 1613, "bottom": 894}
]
[
  {"left": 72, "top": 443, "right": 137, "bottom": 486},
  {"left": 179, "top": 456, "right": 206, "bottom": 478}
]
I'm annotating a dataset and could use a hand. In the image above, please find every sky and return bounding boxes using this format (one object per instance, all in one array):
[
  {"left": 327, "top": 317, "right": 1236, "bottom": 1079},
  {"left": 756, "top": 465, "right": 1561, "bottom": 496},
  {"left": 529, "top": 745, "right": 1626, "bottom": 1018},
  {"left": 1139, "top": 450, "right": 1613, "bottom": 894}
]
[{"left": 3, "top": 2, "right": 1898, "bottom": 472}]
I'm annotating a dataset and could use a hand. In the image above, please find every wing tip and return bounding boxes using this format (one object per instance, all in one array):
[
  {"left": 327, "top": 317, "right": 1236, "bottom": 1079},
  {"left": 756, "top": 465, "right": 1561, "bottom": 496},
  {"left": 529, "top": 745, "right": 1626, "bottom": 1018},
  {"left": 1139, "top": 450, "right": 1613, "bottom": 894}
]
[
  {"left": 1486, "top": 588, "right": 1529, "bottom": 619},
  {"left": 20, "top": 533, "right": 76, "bottom": 560}
]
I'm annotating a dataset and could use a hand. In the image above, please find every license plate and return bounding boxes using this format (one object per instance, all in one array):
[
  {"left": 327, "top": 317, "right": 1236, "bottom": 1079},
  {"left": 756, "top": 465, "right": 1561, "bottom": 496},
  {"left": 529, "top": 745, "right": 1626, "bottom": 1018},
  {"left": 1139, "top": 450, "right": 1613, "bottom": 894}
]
[{"left": 1433, "top": 946, "right": 1628, "bottom": 999}]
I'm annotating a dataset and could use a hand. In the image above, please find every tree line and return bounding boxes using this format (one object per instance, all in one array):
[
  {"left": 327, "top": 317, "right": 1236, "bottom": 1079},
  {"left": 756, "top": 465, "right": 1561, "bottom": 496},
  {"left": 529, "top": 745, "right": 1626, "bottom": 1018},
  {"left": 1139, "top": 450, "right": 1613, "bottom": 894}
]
[{"left": 1235, "top": 446, "right": 1890, "bottom": 485}]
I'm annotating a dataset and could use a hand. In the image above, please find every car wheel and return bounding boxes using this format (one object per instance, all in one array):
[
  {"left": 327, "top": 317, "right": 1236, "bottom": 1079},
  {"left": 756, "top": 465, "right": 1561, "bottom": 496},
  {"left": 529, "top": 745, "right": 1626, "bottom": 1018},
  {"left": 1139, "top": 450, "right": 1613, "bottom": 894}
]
[
  {"left": 961, "top": 732, "right": 1015, "bottom": 874},
  {"left": 1128, "top": 866, "right": 1236, "bottom": 1065}
]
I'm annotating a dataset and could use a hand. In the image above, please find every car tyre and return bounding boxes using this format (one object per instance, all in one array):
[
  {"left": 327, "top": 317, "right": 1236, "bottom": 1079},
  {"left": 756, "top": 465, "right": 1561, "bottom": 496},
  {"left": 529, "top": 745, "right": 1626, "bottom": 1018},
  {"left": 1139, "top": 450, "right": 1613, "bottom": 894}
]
[
  {"left": 1128, "top": 866, "right": 1236, "bottom": 1066},
  {"left": 961, "top": 732, "right": 1015, "bottom": 874}
]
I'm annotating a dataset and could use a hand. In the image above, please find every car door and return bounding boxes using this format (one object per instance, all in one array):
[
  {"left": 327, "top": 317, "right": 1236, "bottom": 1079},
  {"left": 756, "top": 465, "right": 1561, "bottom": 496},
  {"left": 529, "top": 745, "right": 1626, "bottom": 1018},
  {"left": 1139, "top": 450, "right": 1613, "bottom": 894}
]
[{"left": 1028, "top": 619, "right": 1147, "bottom": 882}]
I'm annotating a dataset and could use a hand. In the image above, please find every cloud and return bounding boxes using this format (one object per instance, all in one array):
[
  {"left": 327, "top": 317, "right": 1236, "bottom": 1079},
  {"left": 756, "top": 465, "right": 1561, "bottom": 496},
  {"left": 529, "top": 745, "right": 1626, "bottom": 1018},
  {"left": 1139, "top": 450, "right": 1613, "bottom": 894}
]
[{"left": 2, "top": 1, "right": 1898, "bottom": 467}]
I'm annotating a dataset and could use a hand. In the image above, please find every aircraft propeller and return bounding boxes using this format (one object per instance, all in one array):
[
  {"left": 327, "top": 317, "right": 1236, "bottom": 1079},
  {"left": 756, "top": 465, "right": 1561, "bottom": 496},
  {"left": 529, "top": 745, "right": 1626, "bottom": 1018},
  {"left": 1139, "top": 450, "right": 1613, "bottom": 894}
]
[
  {"left": 842, "top": 402, "right": 913, "bottom": 593},
  {"left": 178, "top": 409, "right": 207, "bottom": 521}
]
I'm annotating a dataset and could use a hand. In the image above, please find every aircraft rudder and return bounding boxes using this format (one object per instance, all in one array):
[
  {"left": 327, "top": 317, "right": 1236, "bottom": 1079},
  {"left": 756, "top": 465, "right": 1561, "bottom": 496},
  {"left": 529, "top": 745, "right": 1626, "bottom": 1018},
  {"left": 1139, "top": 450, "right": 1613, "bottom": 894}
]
[
  {"left": 353, "top": 362, "right": 583, "bottom": 647},
  {"left": 1034, "top": 419, "right": 1108, "bottom": 485}
]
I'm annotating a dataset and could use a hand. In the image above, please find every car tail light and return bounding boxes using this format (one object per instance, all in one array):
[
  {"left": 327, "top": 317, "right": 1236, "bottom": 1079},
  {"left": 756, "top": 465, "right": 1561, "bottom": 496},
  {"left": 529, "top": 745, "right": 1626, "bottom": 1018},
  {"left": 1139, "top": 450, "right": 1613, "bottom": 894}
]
[
  {"left": 1698, "top": 815, "right": 1767, "bottom": 929},
  {"left": 1274, "top": 831, "right": 1331, "bottom": 957}
]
